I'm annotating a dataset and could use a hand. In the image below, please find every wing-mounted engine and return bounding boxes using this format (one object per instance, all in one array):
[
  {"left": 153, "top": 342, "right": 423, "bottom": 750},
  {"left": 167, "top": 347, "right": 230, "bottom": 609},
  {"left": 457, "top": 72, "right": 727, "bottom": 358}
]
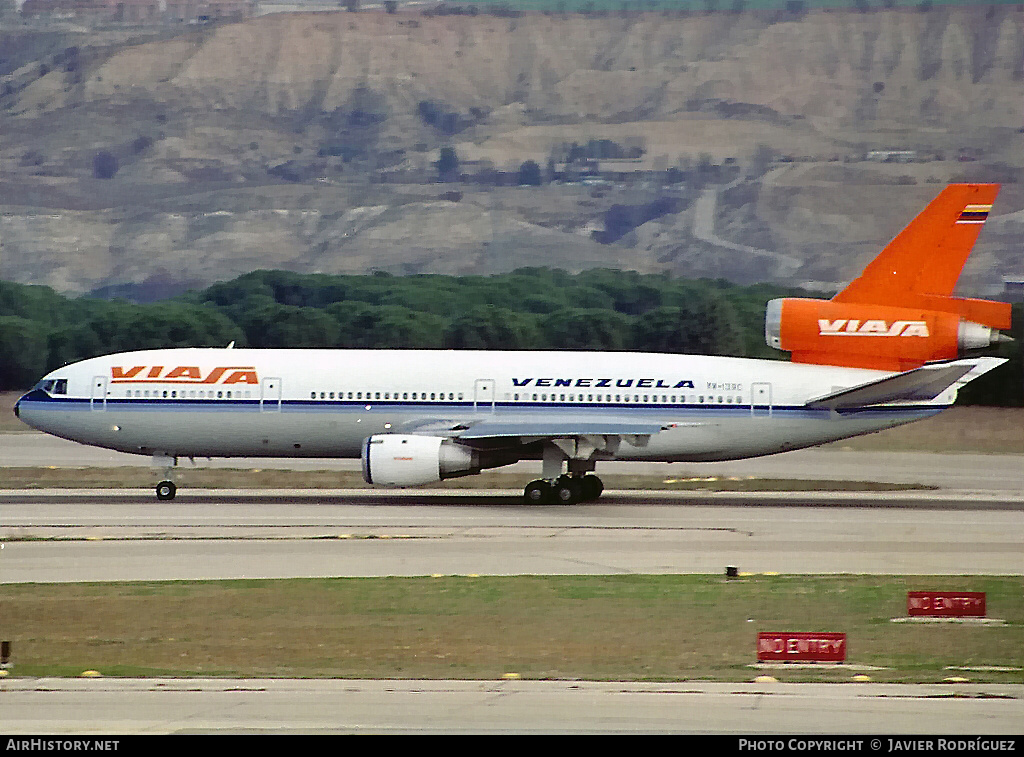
[
  {"left": 361, "top": 434, "right": 520, "bottom": 486},
  {"left": 765, "top": 298, "right": 1009, "bottom": 371}
]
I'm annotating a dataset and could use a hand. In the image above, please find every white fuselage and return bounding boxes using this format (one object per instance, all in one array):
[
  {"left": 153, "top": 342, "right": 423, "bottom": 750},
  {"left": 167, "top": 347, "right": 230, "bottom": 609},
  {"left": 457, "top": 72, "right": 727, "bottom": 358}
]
[{"left": 15, "top": 348, "right": 951, "bottom": 465}]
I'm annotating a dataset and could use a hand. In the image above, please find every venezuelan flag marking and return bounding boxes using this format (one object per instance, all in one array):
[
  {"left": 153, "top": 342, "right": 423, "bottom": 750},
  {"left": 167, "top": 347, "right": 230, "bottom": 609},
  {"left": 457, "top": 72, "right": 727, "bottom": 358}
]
[{"left": 956, "top": 203, "right": 992, "bottom": 224}]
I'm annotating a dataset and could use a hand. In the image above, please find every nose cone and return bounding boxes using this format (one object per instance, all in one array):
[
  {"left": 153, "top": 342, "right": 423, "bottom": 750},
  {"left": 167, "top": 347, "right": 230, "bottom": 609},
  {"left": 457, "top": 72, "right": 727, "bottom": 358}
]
[
  {"left": 14, "top": 390, "right": 34, "bottom": 419},
  {"left": 13, "top": 389, "right": 46, "bottom": 430}
]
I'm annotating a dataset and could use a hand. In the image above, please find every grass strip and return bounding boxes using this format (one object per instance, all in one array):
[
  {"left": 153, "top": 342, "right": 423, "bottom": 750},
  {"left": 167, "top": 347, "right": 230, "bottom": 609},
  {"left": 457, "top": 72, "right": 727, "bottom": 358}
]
[{"left": 1, "top": 575, "right": 1021, "bottom": 682}]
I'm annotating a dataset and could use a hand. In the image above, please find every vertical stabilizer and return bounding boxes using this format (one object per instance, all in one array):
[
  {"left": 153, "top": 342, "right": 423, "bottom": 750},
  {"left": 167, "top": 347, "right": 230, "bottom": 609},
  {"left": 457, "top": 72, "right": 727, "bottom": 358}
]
[{"left": 833, "top": 183, "right": 999, "bottom": 309}]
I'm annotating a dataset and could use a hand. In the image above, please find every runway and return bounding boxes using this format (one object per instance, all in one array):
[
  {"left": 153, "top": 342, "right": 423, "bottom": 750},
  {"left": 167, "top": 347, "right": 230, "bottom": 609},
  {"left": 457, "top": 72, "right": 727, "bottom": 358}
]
[{"left": 2, "top": 489, "right": 1024, "bottom": 582}]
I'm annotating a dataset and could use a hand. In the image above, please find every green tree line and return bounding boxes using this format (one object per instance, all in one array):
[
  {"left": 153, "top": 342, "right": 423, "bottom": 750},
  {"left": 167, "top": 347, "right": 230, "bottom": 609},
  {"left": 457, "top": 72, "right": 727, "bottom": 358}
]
[{"left": 0, "top": 269, "right": 1020, "bottom": 405}]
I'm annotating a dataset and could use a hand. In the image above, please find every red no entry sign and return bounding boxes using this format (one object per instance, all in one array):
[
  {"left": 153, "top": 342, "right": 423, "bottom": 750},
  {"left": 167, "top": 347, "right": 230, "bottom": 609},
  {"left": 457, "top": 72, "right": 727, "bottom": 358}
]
[{"left": 757, "top": 632, "right": 847, "bottom": 662}]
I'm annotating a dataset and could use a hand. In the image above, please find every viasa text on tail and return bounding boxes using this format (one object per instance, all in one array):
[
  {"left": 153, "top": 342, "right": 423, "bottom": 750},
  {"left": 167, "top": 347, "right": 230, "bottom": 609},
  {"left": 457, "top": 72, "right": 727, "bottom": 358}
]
[{"left": 15, "top": 184, "right": 1011, "bottom": 503}]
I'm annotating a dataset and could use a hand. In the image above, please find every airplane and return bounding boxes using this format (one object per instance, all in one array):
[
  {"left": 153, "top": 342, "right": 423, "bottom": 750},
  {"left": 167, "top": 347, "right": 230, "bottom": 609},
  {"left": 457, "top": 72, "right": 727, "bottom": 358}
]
[{"left": 13, "top": 183, "right": 1013, "bottom": 504}]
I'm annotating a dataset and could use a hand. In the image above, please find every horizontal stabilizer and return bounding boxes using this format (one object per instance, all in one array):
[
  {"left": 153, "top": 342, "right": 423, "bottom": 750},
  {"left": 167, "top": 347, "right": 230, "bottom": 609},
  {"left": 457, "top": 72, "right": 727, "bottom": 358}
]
[{"left": 805, "top": 357, "right": 1006, "bottom": 410}]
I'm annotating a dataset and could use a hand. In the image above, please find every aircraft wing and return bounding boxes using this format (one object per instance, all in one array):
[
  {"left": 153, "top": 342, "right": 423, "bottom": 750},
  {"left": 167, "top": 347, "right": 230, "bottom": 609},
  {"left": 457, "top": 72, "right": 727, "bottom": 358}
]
[
  {"left": 452, "top": 419, "right": 669, "bottom": 440},
  {"left": 805, "top": 357, "right": 1006, "bottom": 411},
  {"left": 396, "top": 415, "right": 681, "bottom": 450}
]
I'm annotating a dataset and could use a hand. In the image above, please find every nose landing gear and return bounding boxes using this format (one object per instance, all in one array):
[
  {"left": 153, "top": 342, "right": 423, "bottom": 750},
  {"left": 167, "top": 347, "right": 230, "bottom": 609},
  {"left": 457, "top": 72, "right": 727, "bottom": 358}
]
[{"left": 152, "top": 453, "right": 179, "bottom": 501}]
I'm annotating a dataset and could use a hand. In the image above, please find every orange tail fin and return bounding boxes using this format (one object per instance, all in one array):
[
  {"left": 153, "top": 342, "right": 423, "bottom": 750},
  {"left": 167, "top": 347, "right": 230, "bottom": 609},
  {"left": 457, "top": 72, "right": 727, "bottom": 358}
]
[{"left": 767, "top": 183, "right": 1012, "bottom": 371}]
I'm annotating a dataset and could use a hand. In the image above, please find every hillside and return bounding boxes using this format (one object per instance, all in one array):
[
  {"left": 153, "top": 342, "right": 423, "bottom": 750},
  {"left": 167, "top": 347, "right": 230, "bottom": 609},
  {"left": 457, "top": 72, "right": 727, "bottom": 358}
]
[{"left": 1, "top": 6, "right": 1023, "bottom": 297}]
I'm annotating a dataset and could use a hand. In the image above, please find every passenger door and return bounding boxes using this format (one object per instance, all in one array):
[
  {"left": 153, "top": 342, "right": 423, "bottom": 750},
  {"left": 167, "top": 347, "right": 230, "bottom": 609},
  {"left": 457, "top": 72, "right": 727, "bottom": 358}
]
[
  {"left": 260, "top": 377, "right": 282, "bottom": 412},
  {"left": 474, "top": 378, "right": 495, "bottom": 413},
  {"left": 751, "top": 382, "right": 772, "bottom": 418},
  {"left": 90, "top": 376, "right": 107, "bottom": 411}
]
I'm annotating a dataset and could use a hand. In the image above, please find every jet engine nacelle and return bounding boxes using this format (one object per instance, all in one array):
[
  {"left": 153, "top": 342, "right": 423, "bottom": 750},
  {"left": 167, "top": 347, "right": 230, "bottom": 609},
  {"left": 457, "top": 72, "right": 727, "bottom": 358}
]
[
  {"left": 361, "top": 434, "right": 478, "bottom": 486},
  {"left": 765, "top": 298, "right": 1004, "bottom": 371}
]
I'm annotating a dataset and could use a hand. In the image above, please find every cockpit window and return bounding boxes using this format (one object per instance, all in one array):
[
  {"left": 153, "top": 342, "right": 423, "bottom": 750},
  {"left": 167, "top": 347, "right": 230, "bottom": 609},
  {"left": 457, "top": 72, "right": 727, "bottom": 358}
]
[{"left": 35, "top": 378, "right": 67, "bottom": 395}]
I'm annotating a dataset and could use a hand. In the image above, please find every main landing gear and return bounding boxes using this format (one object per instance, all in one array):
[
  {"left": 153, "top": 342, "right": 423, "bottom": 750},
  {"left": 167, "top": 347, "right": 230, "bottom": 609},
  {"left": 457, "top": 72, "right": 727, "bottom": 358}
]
[
  {"left": 523, "top": 440, "right": 607, "bottom": 505},
  {"left": 523, "top": 474, "right": 604, "bottom": 505}
]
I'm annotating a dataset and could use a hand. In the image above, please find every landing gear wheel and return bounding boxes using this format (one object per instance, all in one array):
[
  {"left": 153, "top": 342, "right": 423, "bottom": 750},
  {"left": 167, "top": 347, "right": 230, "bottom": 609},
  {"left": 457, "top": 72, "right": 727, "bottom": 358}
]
[
  {"left": 524, "top": 480, "right": 551, "bottom": 505},
  {"left": 581, "top": 474, "right": 604, "bottom": 502},
  {"left": 156, "top": 480, "right": 177, "bottom": 501},
  {"left": 552, "top": 477, "right": 583, "bottom": 505}
]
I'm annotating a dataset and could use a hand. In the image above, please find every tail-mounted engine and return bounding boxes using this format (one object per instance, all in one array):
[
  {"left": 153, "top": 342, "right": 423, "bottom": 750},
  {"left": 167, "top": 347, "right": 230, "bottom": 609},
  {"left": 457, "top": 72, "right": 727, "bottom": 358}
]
[{"left": 766, "top": 298, "right": 1010, "bottom": 371}]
